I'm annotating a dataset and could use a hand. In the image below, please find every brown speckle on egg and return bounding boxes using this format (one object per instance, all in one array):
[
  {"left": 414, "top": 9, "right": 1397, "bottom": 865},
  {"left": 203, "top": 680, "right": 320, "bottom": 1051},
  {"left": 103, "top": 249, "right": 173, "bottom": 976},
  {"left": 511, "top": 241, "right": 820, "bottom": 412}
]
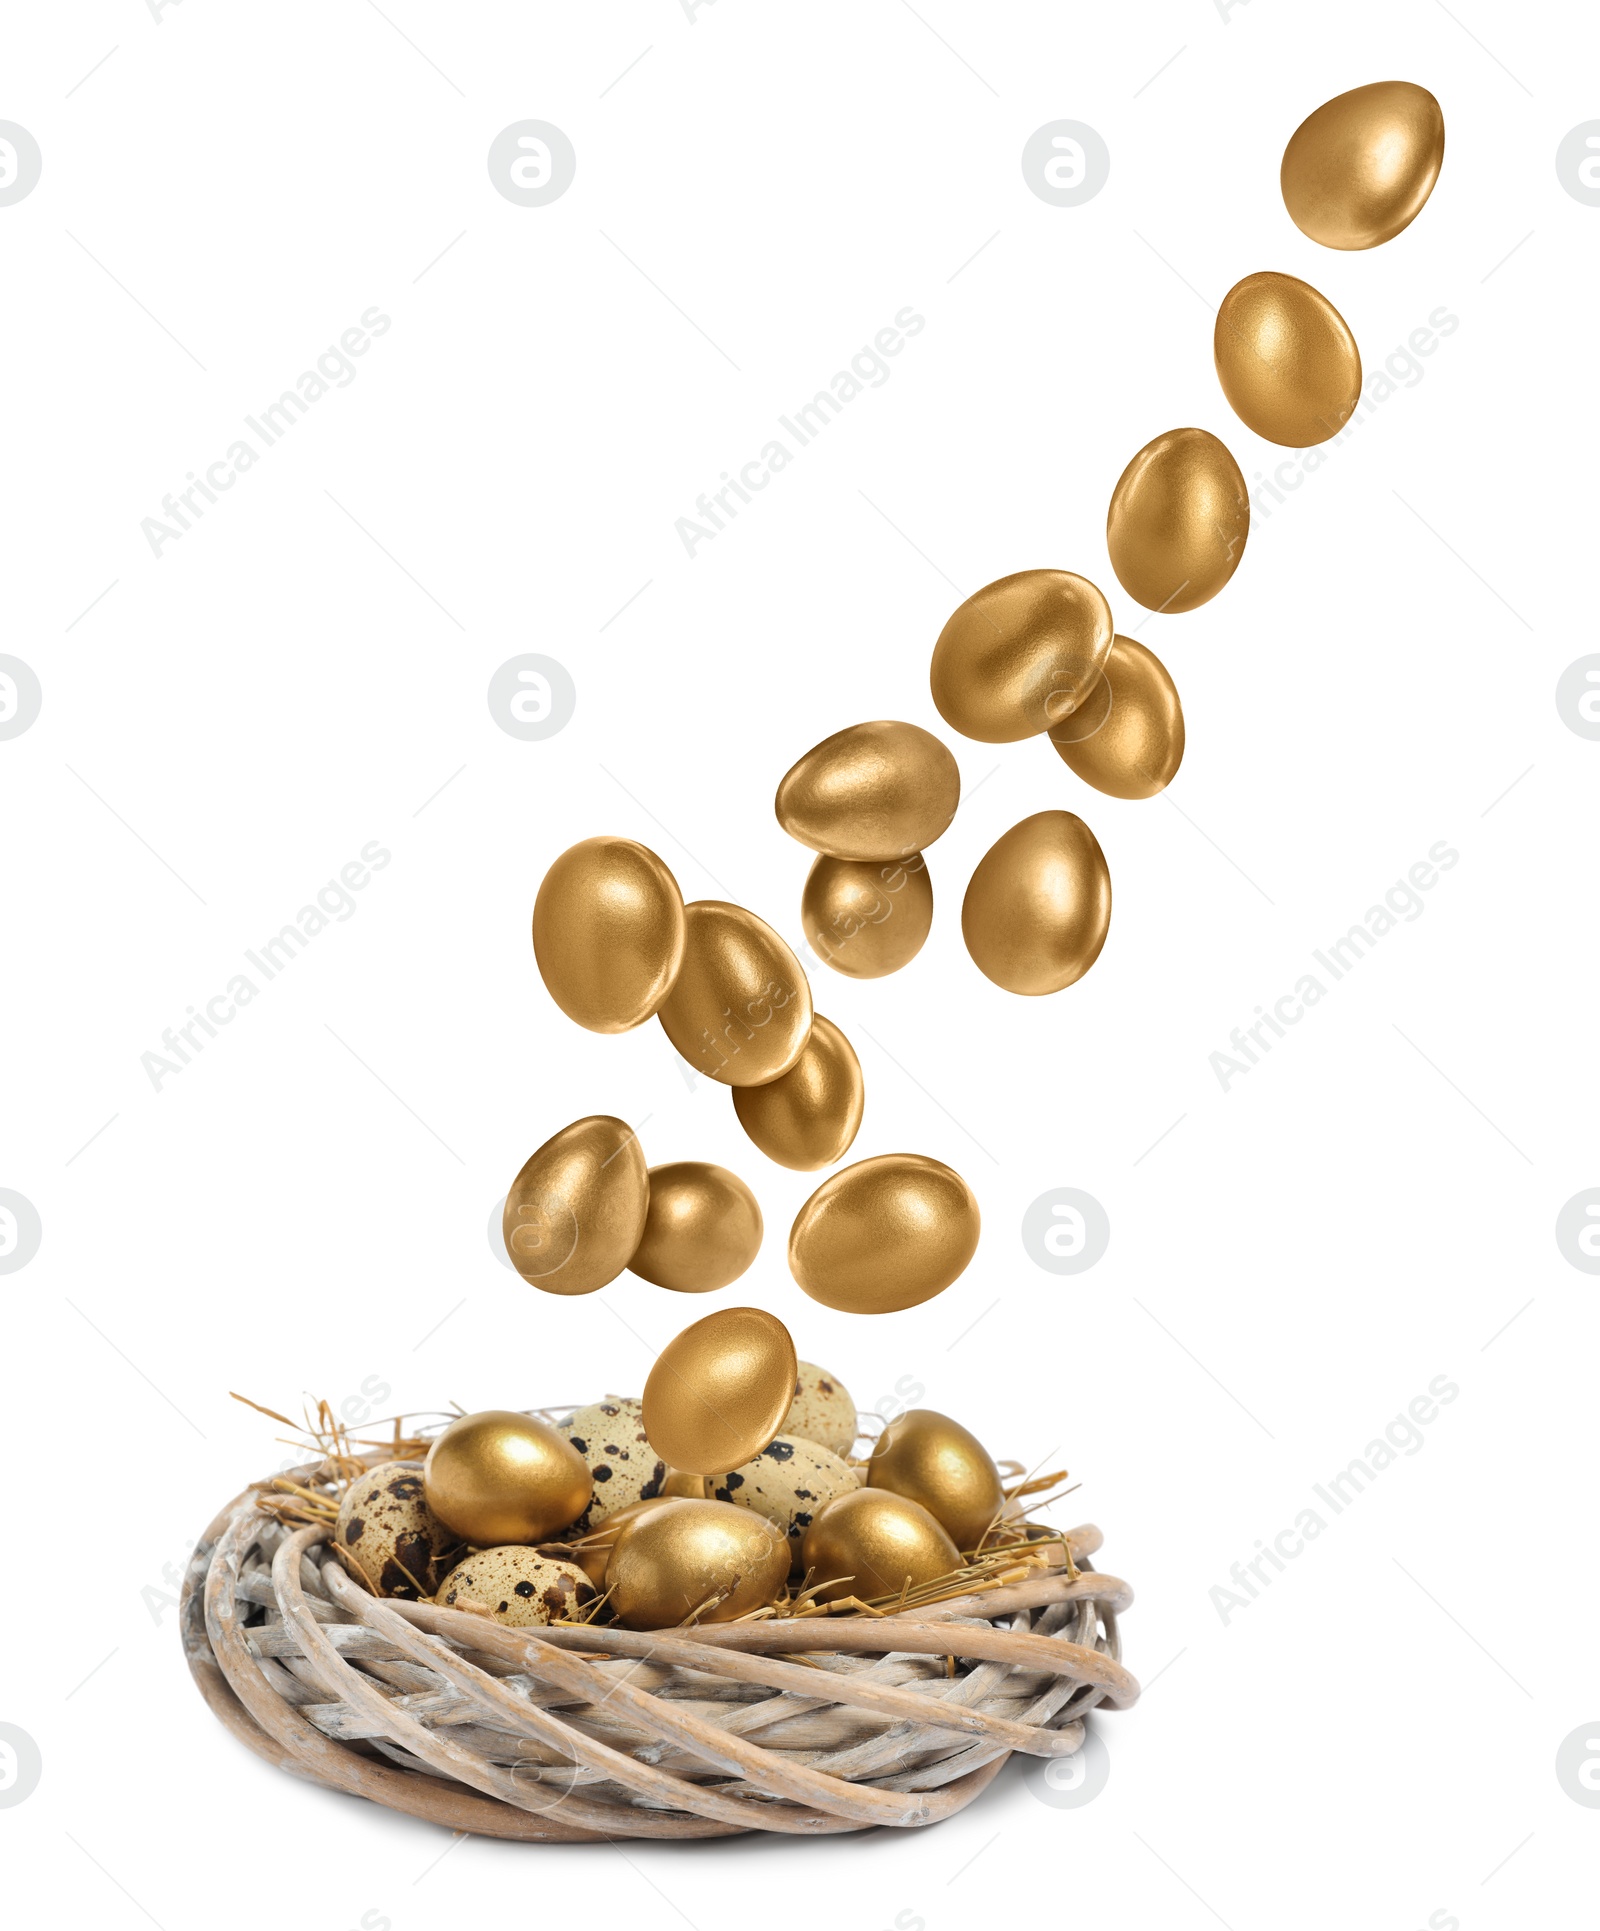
[
  {"left": 336, "top": 1461, "right": 459, "bottom": 1600},
  {"left": 435, "top": 1546, "right": 597, "bottom": 1628}
]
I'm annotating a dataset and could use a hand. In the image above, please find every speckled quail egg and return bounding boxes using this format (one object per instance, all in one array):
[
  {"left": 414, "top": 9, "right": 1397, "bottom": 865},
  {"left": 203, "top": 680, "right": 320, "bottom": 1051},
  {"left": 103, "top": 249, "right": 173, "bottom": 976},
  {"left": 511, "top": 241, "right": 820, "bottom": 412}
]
[
  {"left": 335, "top": 1461, "right": 460, "bottom": 1600},
  {"left": 711, "top": 1435, "right": 860, "bottom": 1559},
  {"left": 781, "top": 1362, "right": 858, "bottom": 1457},
  {"left": 561, "top": 1396, "right": 667, "bottom": 1531},
  {"left": 434, "top": 1546, "right": 596, "bottom": 1627}
]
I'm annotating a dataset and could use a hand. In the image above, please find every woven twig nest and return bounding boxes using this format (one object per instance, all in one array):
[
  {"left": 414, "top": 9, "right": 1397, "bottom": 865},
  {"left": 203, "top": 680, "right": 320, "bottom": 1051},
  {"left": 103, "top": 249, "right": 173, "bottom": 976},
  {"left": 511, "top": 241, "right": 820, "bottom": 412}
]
[{"left": 183, "top": 1455, "right": 1139, "bottom": 1840}]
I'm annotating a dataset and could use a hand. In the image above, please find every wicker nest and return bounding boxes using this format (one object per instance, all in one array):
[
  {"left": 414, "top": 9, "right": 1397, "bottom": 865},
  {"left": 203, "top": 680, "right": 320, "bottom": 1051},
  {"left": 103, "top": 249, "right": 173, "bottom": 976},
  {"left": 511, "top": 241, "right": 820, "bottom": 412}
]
[{"left": 182, "top": 1456, "right": 1138, "bottom": 1840}]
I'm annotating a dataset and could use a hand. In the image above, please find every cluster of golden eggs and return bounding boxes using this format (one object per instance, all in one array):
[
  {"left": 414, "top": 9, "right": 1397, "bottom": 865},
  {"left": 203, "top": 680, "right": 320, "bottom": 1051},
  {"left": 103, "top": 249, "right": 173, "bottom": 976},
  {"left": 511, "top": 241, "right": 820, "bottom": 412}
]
[
  {"left": 924, "top": 83, "right": 1447, "bottom": 988},
  {"left": 334, "top": 1325, "right": 1020, "bottom": 1633},
  {"left": 519, "top": 826, "right": 980, "bottom": 1313},
  {"left": 504, "top": 83, "right": 1444, "bottom": 1316}
]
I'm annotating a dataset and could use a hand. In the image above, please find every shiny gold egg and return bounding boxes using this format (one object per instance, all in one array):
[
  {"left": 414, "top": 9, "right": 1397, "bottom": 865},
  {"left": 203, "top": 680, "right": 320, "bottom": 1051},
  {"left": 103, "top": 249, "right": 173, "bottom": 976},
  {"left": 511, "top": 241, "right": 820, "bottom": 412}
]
[
  {"left": 502, "top": 1115, "right": 650, "bottom": 1295},
  {"left": 802, "top": 853, "right": 934, "bottom": 979},
  {"left": 961, "top": 810, "right": 1111, "bottom": 995},
  {"left": 783, "top": 1360, "right": 859, "bottom": 1456},
  {"left": 552, "top": 1494, "right": 679, "bottom": 1587},
  {"left": 435, "top": 1546, "right": 595, "bottom": 1627},
  {"left": 1214, "top": 272, "right": 1362, "bottom": 447},
  {"left": 627, "top": 1161, "right": 763, "bottom": 1293},
  {"left": 788, "top": 1154, "right": 980, "bottom": 1314},
  {"left": 731, "top": 1014, "right": 864, "bottom": 1171},
  {"left": 800, "top": 1487, "right": 961, "bottom": 1605},
  {"left": 930, "top": 570, "right": 1114, "bottom": 743},
  {"left": 1049, "top": 637, "right": 1184, "bottom": 800},
  {"left": 606, "top": 1497, "right": 792, "bottom": 1628},
  {"left": 1106, "top": 428, "right": 1248, "bottom": 613},
  {"left": 641, "top": 1306, "right": 799, "bottom": 1475},
  {"left": 867, "top": 1409, "right": 1006, "bottom": 1552},
  {"left": 335, "top": 1462, "right": 460, "bottom": 1600},
  {"left": 531, "top": 836, "right": 686, "bottom": 1034},
  {"left": 423, "top": 1410, "right": 593, "bottom": 1545},
  {"left": 774, "top": 720, "right": 960, "bottom": 860},
  {"left": 657, "top": 900, "right": 814, "bottom": 1087},
  {"left": 1281, "top": 81, "right": 1445, "bottom": 251}
]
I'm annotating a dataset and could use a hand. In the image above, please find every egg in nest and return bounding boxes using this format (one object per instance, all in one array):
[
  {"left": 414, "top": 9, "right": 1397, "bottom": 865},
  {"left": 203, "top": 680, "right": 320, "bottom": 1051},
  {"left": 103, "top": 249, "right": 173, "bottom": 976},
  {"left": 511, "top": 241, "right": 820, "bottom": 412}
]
[
  {"left": 336, "top": 1461, "right": 460, "bottom": 1600},
  {"left": 712, "top": 1435, "right": 859, "bottom": 1558},
  {"left": 435, "top": 1546, "right": 596, "bottom": 1627},
  {"left": 782, "top": 1361, "right": 858, "bottom": 1456},
  {"left": 561, "top": 1396, "right": 667, "bottom": 1531}
]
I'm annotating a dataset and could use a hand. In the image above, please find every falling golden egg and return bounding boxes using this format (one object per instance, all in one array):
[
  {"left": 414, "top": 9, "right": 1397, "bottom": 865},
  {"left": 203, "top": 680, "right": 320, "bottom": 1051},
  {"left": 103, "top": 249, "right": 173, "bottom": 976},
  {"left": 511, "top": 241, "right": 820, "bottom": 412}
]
[
  {"left": 774, "top": 720, "right": 960, "bottom": 860},
  {"left": 335, "top": 1462, "right": 460, "bottom": 1600},
  {"left": 802, "top": 853, "right": 934, "bottom": 979},
  {"left": 641, "top": 1306, "right": 799, "bottom": 1475},
  {"left": 962, "top": 811, "right": 1111, "bottom": 995},
  {"left": 1281, "top": 81, "right": 1445, "bottom": 250},
  {"left": 502, "top": 1115, "right": 649, "bottom": 1295},
  {"left": 867, "top": 1408, "right": 1006, "bottom": 1552},
  {"left": 782, "top": 1360, "right": 859, "bottom": 1456},
  {"left": 435, "top": 1546, "right": 595, "bottom": 1627},
  {"left": 552, "top": 1494, "right": 679, "bottom": 1588},
  {"left": 531, "top": 836, "right": 686, "bottom": 1034},
  {"left": 1049, "top": 637, "right": 1184, "bottom": 800},
  {"left": 1214, "top": 272, "right": 1362, "bottom": 447},
  {"left": 606, "top": 1497, "right": 792, "bottom": 1628},
  {"left": 800, "top": 1487, "right": 961, "bottom": 1605},
  {"left": 930, "top": 570, "right": 1114, "bottom": 743},
  {"left": 731, "top": 1014, "right": 864, "bottom": 1171},
  {"left": 1106, "top": 428, "right": 1248, "bottom": 613},
  {"left": 627, "top": 1161, "right": 763, "bottom": 1293},
  {"left": 788, "top": 1154, "right": 980, "bottom": 1314},
  {"left": 423, "top": 1410, "right": 593, "bottom": 1545},
  {"left": 657, "top": 900, "right": 814, "bottom": 1087}
]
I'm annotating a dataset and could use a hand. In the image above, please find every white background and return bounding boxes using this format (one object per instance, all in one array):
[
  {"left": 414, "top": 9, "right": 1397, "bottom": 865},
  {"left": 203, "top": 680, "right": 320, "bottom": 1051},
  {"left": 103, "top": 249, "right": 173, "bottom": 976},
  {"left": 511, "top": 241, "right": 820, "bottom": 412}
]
[{"left": 3, "top": 3, "right": 1595, "bottom": 1926}]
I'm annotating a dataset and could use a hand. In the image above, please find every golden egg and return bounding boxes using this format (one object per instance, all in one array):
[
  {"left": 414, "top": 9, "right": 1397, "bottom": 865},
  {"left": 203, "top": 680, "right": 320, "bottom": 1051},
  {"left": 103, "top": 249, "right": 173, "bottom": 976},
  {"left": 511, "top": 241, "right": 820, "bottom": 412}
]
[
  {"left": 559, "top": 1397, "right": 665, "bottom": 1531},
  {"left": 627, "top": 1161, "right": 763, "bottom": 1293},
  {"left": 661, "top": 1468, "right": 709, "bottom": 1498},
  {"left": 774, "top": 720, "right": 960, "bottom": 860},
  {"left": 1214, "top": 272, "right": 1362, "bottom": 447},
  {"left": 1049, "top": 637, "right": 1184, "bottom": 800},
  {"left": 930, "top": 570, "right": 1114, "bottom": 743},
  {"left": 423, "top": 1410, "right": 593, "bottom": 1545},
  {"left": 731, "top": 1014, "right": 864, "bottom": 1171},
  {"left": 783, "top": 1360, "right": 859, "bottom": 1456},
  {"left": 961, "top": 810, "right": 1111, "bottom": 995},
  {"left": 657, "top": 900, "right": 814, "bottom": 1087},
  {"left": 788, "top": 1154, "right": 980, "bottom": 1314},
  {"left": 606, "top": 1497, "right": 791, "bottom": 1628},
  {"left": 711, "top": 1436, "right": 859, "bottom": 1561},
  {"left": 802, "top": 853, "right": 934, "bottom": 979},
  {"left": 641, "top": 1306, "right": 798, "bottom": 1475},
  {"left": 1281, "top": 81, "right": 1445, "bottom": 251},
  {"left": 335, "top": 1462, "right": 460, "bottom": 1600},
  {"left": 800, "top": 1487, "right": 961, "bottom": 1605},
  {"left": 531, "top": 836, "right": 686, "bottom": 1034},
  {"left": 867, "top": 1408, "right": 1006, "bottom": 1552},
  {"left": 552, "top": 1494, "right": 678, "bottom": 1588},
  {"left": 502, "top": 1115, "right": 649, "bottom": 1295},
  {"left": 1106, "top": 428, "right": 1248, "bottom": 613},
  {"left": 435, "top": 1546, "right": 595, "bottom": 1627}
]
